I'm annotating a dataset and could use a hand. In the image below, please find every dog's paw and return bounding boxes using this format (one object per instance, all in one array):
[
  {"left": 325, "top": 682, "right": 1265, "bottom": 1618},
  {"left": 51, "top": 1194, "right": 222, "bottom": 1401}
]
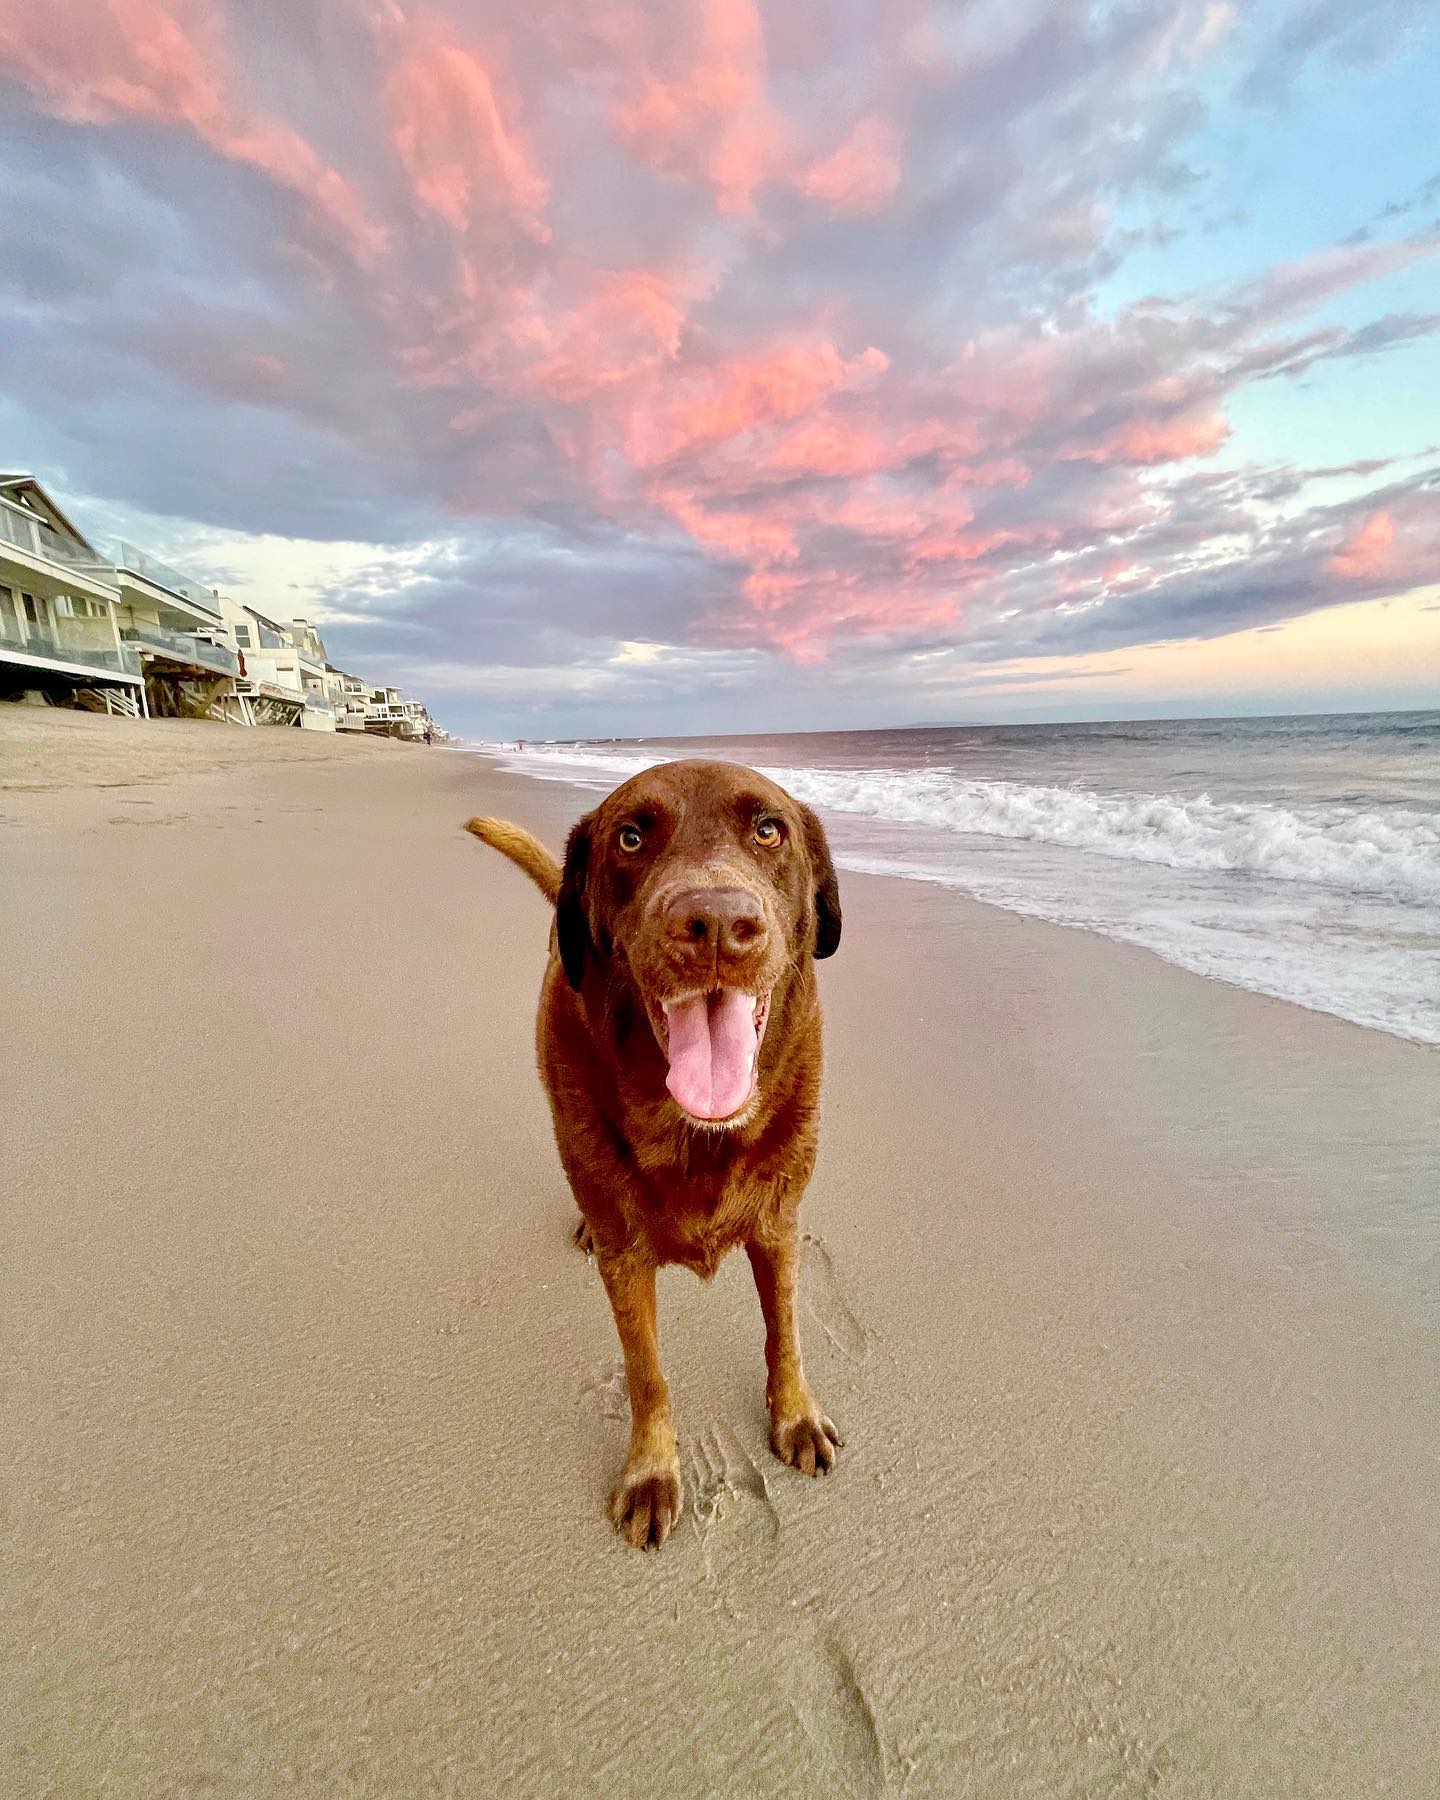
[
  {"left": 610, "top": 1458, "right": 683, "bottom": 1550},
  {"left": 770, "top": 1408, "right": 841, "bottom": 1477},
  {"left": 573, "top": 1216, "right": 596, "bottom": 1256}
]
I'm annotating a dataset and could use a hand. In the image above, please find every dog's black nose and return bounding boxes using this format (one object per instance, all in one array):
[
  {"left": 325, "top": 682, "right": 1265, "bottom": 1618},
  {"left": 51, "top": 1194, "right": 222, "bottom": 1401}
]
[{"left": 664, "top": 888, "right": 768, "bottom": 960}]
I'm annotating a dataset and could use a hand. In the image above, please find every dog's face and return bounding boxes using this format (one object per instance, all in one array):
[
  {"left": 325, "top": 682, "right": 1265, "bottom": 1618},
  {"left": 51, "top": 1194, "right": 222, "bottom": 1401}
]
[{"left": 556, "top": 760, "right": 840, "bottom": 1125}]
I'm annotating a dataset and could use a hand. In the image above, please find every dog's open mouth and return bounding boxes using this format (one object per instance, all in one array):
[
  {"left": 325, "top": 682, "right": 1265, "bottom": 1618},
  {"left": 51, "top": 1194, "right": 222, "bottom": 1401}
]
[{"left": 650, "top": 989, "right": 772, "bottom": 1122}]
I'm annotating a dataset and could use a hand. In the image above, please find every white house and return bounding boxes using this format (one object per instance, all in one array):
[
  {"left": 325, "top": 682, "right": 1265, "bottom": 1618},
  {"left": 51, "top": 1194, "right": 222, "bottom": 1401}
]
[
  {"left": 326, "top": 666, "right": 370, "bottom": 731},
  {"left": 0, "top": 475, "right": 145, "bottom": 714},
  {"left": 286, "top": 618, "right": 336, "bottom": 725},
  {"left": 109, "top": 540, "right": 242, "bottom": 717},
  {"left": 363, "top": 683, "right": 408, "bottom": 735},
  {"left": 217, "top": 598, "right": 336, "bottom": 728}
]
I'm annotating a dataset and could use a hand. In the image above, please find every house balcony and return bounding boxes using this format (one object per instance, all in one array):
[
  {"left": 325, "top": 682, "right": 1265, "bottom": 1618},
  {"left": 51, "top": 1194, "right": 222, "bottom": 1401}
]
[
  {"left": 0, "top": 617, "right": 143, "bottom": 684},
  {"left": 0, "top": 494, "right": 121, "bottom": 607},
  {"left": 236, "top": 677, "right": 301, "bottom": 703},
  {"left": 121, "top": 623, "right": 240, "bottom": 678},
  {"left": 299, "top": 691, "right": 336, "bottom": 731},
  {"left": 112, "top": 542, "right": 223, "bottom": 628}
]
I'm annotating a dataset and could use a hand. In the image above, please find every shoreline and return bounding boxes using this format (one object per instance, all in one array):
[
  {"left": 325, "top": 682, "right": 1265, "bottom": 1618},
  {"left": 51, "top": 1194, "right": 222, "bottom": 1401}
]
[
  {"left": 462, "top": 738, "right": 1440, "bottom": 1052},
  {"left": 4, "top": 722, "right": 1438, "bottom": 1795}
]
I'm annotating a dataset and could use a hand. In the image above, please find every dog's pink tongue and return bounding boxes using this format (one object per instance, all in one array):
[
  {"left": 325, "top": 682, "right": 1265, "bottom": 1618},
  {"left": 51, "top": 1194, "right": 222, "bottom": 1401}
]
[{"left": 662, "top": 990, "right": 757, "bottom": 1120}]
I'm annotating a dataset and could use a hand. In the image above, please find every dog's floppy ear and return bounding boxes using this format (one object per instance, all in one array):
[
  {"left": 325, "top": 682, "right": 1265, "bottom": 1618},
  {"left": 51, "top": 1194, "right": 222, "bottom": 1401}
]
[
  {"left": 799, "top": 805, "right": 841, "bottom": 959},
  {"left": 555, "top": 814, "right": 594, "bottom": 989}
]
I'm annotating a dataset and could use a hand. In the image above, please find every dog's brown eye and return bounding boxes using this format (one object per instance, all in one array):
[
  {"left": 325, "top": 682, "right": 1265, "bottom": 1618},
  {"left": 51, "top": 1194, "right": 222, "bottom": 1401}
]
[
  {"left": 754, "top": 818, "right": 784, "bottom": 848},
  {"left": 618, "top": 824, "right": 644, "bottom": 854}
]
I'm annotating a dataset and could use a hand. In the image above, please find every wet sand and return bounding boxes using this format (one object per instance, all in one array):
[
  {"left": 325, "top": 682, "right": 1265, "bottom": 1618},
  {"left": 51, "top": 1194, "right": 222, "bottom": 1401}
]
[{"left": 3, "top": 712, "right": 1438, "bottom": 1797}]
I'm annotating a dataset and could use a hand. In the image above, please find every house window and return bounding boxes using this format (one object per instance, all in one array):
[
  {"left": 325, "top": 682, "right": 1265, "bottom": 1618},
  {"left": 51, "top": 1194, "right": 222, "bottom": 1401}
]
[
  {"left": 233, "top": 625, "right": 252, "bottom": 647},
  {"left": 21, "top": 593, "right": 53, "bottom": 637}
]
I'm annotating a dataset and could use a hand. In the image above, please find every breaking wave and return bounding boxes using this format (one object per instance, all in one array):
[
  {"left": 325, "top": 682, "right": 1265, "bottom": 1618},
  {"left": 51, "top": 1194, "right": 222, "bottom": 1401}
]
[{"left": 484, "top": 743, "right": 1440, "bottom": 902}]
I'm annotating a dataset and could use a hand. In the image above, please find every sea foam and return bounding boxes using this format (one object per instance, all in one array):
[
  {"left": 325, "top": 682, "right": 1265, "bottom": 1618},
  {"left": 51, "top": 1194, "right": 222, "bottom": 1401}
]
[{"left": 486, "top": 743, "right": 1440, "bottom": 902}]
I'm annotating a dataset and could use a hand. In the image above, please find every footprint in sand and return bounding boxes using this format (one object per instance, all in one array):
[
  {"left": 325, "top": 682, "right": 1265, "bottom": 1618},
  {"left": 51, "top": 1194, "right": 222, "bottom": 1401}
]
[
  {"left": 800, "top": 1233, "right": 871, "bottom": 1362},
  {"left": 685, "top": 1425, "right": 781, "bottom": 1541},
  {"left": 784, "top": 1627, "right": 893, "bottom": 1796},
  {"left": 579, "top": 1362, "right": 630, "bottom": 1422}
]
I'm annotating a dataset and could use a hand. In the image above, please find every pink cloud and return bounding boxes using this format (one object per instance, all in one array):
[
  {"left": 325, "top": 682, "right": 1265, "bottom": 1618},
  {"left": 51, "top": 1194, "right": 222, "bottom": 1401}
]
[
  {"left": 720, "top": 567, "right": 962, "bottom": 657},
  {"left": 0, "top": 0, "right": 385, "bottom": 262},
  {"left": 385, "top": 25, "right": 549, "bottom": 241},
  {"left": 608, "top": 0, "right": 783, "bottom": 213},
  {"left": 1088, "top": 409, "right": 1231, "bottom": 465},
  {"left": 529, "top": 269, "right": 687, "bottom": 401},
  {"left": 6, "top": 0, "right": 1435, "bottom": 667},
  {"left": 799, "top": 116, "right": 903, "bottom": 216},
  {"left": 659, "top": 488, "right": 800, "bottom": 562},
  {"left": 627, "top": 341, "right": 889, "bottom": 466},
  {"left": 1327, "top": 509, "right": 1396, "bottom": 579}
]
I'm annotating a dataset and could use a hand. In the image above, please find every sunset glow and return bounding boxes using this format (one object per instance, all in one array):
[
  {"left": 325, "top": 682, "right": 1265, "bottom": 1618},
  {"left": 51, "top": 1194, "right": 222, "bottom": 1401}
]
[{"left": 1, "top": 0, "right": 1436, "bottom": 735}]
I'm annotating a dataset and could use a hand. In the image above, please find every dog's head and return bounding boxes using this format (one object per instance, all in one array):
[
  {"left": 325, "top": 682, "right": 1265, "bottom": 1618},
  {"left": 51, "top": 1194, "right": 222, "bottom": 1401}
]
[{"left": 556, "top": 760, "right": 840, "bottom": 1126}]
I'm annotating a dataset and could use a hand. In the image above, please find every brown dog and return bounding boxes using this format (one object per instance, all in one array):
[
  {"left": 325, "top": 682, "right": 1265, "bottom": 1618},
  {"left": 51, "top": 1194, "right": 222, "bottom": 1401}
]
[{"left": 466, "top": 759, "right": 843, "bottom": 1548}]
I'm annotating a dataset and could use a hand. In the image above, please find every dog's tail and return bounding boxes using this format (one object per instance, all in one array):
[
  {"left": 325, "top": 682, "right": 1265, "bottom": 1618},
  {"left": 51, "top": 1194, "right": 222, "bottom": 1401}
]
[{"left": 464, "top": 816, "right": 562, "bottom": 904}]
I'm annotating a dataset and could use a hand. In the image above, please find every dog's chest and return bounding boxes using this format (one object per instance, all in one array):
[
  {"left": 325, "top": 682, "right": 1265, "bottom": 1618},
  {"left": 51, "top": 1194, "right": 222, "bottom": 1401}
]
[{"left": 635, "top": 1154, "right": 780, "bottom": 1278}]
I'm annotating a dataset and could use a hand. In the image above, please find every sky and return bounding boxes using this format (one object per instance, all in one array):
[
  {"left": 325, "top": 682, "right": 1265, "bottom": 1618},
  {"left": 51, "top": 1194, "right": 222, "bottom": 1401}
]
[{"left": 1, "top": 0, "right": 1437, "bottom": 740}]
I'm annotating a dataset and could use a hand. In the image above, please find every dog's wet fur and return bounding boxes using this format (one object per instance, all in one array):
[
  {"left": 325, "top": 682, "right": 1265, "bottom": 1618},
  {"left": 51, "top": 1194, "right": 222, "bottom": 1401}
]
[{"left": 466, "top": 758, "right": 842, "bottom": 1548}]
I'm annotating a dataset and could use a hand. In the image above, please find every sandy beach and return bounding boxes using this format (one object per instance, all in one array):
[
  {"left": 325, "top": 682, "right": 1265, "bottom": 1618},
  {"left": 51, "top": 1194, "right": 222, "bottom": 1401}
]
[{"left": 3, "top": 710, "right": 1438, "bottom": 1798}]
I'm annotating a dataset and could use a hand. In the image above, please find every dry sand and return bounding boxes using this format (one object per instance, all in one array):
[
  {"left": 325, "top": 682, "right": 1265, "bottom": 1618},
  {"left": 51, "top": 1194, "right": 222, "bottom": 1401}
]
[
  {"left": 3, "top": 710, "right": 1438, "bottom": 1797},
  {"left": 0, "top": 704, "right": 419, "bottom": 791}
]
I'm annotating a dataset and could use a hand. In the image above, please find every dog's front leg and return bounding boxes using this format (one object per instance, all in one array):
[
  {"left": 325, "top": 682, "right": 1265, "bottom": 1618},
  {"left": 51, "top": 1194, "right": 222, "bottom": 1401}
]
[
  {"left": 595, "top": 1245, "right": 682, "bottom": 1548},
  {"left": 747, "top": 1221, "right": 841, "bottom": 1476}
]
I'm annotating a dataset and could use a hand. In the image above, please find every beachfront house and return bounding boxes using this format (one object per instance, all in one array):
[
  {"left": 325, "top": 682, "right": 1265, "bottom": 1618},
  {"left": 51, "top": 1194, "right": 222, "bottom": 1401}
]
[
  {"left": 3, "top": 473, "right": 448, "bottom": 738},
  {"left": 332, "top": 670, "right": 442, "bottom": 739},
  {"left": 364, "top": 684, "right": 410, "bottom": 736},
  {"left": 362, "top": 689, "right": 437, "bottom": 741},
  {"left": 217, "top": 598, "right": 336, "bottom": 728},
  {"left": 0, "top": 475, "right": 146, "bottom": 715},
  {"left": 327, "top": 667, "right": 370, "bottom": 731},
  {"left": 218, "top": 596, "right": 301, "bottom": 724},
  {"left": 286, "top": 619, "right": 337, "bottom": 728},
  {"left": 400, "top": 698, "right": 436, "bottom": 741},
  {"left": 109, "top": 541, "right": 242, "bottom": 718}
]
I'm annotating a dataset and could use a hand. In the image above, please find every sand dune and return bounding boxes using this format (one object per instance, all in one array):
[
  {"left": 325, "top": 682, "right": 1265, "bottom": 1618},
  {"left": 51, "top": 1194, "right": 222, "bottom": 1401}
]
[{"left": 3, "top": 714, "right": 1438, "bottom": 1796}]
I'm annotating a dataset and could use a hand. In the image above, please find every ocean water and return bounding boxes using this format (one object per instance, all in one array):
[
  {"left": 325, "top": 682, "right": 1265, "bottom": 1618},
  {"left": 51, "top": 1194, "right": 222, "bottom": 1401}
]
[{"left": 476, "top": 712, "right": 1440, "bottom": 1047}]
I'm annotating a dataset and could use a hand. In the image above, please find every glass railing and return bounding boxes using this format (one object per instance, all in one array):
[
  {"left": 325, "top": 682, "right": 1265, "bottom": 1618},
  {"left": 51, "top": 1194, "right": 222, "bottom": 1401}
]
[
  {"left": 112, "top": 542, "right": 221, "bottom": 618},
  {"left": 0, "top": 501, "right": 39, "bottom": 556},
  {"left": 0, "top": 626, "right": 141, "bottom": 676},
  {"left": 121, "top": 624, "right": 239, "bottom": 676},
  {"left": 0, "top": 497, "right": 119, "bottom": 585}
]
